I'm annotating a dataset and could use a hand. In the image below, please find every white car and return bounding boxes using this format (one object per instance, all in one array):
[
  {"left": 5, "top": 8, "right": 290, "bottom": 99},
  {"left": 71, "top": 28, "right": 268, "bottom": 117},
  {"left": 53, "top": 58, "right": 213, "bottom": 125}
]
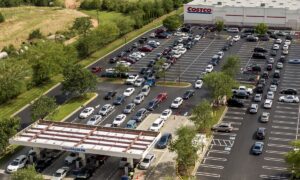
[
  {"left": 6, "top": 155, "right": 28, "bottom": 173},
  {"left": 182, "top": 34, "right": 189, "bottom": 40},
  {"left": 266, "top": 91, "right": 274, "bottom": 100},
  {"left": 160, "top": 109, "right": 172, "bottom": 120},
  {"left": 52, "top": 167, "right": 70, "bottom": 180},
  {"left": 126, "top": 75, "right": 139, "bottom": 85},
  {"left": 173, "top": 52, "right": 182, "bottom": 58},
  {"left": 279, "top": 95, "right": 300, "bottom": 103},
  {"left": 98, "top": 104, "right": 114, "bottom": 116},
  {"left": 129, "top": 53, "right": 142, "bottom": 60},
  {"left": 87, "top": 115, "right": 102, "bottom": 125},
  {"left": 133, "top": 93, "right": 145, "bottom": 104},
  {"left": 162, "top": 62, "right": 171, "bottom": 70},
  {"left": 112, "top": 114, "right": 127, "bottom": 127},
  {"left": 170, "top": 97, "right": 183, "bottom": 109},
  {"left": 205, "top": 64, "right": 214, "bottom": 73},
  {"left": 275, "top": 38, "right": 282, "bottom": 44},
  {"left": 79, "top": 107, "right": 95, "bottom": 119},
  {"left": 123, "top": 87, "right": 135, "bottom": 97},
  {"left": 134, "top": 78, "right": 145, "bottom": 87},
  {"left": 268, "top": 58, "right": 275, "bottom": 64},
  {"left": 174, "top": 32, "right": 186, "bottom": 36},
  {"left": 276, "top": 62, "right": 283, "bottom": 69},
  {"left": 227, "top": 28, "right": 239, "bottom": 33},
  {"left": 269, "top": 85, "right": 277, "bottom": 92},
  {"left": 148, "top": 40, "right": 160, "bottom": 46},
  {"left": 261, "top": 112, "right": 270, "bottom": 123},
  {"left": 233, "top": 35, "right": 240, "bottom": 42},
  {"left": 139, "top": 154, "right": 155, "bottom": 170},
  {"left": 178, "top": 48, "right": 187, "bottom": 54},
  {"left": 282, "top": 44, "right": 289, "bottom": 50},
  {"left": 194, "top": 35, "right": 201, "bottom": 41},
  {"left": 177, "top": 43, "right": 184, "bottom": 48},
  {"left": 149, "top": 118, "right": 164, "bottom": 132},
  {"left": 272, "top": 44, "right": 280, "bottom": 50},
  {"left": 141, "top": 85, "right": 150, "bottom": 96},
  {"left": 282, "top": 49, "right": 289, "bottom": 55},
  {"left": 64, "top": 153, "right": 78, "bottom": 165},
  {"left": 284, "top": 40, "right": 291, "bottom": 46},
  {"left": 194, "top": 79, "right": 203, "bottom": 89},
  {"left": 117, "top": 61, "right": 131, "bottom": 67},
  {"left": 149, "top": 32, "right": 156, "bottom": 38},
  {"left": 217, "top": 51, "right": 224, "bottom": 59},
  {"left": 264, "top": 99, "right": 273, "bottom": 109}
]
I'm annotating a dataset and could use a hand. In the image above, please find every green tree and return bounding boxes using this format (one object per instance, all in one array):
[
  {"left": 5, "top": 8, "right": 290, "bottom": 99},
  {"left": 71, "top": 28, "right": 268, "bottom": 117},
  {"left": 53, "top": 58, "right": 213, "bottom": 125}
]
[
  {"left": 28, "top": 29, "right": 43, "bottom": 40},
  {"left": 32, "top": 61, "right": 51, "bottom": 85},
  {"left": 114, "top": 64, "right": 130, "bottom": 75},
  {"left": 71, "top": 17, "right": 93, "bottom": 36},
  {"left": 221, "top": 56, "right": 241, "bottom": 78},
  {"left": 1, "top": 44, "right": 17, "bottom": 56},
  {"left": 255, "top": 23, "right": 268, "bottom": 35},
  {"left": 62, "top": 64, "right": 97, "bottom": 96},
  {"left": 0, "top": 12, "right": 5, "bottom": 23},
  {"left": 163, "top": 14, "right": 182, "bottom": 31},
  {"left": 12, "top": 165, "right": 43, "bottom": 180},
  {"left": 114, "top": 17, "right": 134, "bottom": 35},
  {"left": 215, "top": 20, "right": 224, "bottom": 37},
  {"left": 162, "top": 0, "right": 174, "bottom": 13},
  {"left": 154, "top": 58, "right": 166, "bottom": 80},
  {"left": 190, "top": 100, "right": 213, "bottom": 133},
  {"left": 285, "top": 140, "right": 300, "bottom": 178},
  {"left": 0, "top": 117, "right": 20, "bottom": 154},
  {"left": 31, "top": 95, "right": 57, "bottom": 121},
  {"left": 169, "top": 126, "right": 198, "bottom": 176}
]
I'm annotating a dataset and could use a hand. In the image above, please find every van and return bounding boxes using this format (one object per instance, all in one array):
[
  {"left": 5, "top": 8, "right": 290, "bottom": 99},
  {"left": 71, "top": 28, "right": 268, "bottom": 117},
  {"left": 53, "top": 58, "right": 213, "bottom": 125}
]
[{"left": 126, "top": 120, "right": 137, "bottom": 129}]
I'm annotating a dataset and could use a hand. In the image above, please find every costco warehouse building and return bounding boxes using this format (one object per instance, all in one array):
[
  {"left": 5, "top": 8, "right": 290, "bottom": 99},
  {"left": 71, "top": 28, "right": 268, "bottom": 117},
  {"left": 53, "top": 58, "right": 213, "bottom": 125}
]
[{"left": 184, "top": 0, "right": 300, "bottom": 30}]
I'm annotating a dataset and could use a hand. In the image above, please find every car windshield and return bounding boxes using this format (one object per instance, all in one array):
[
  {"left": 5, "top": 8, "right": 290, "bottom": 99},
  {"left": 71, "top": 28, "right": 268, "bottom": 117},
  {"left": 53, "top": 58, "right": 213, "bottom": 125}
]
[
  {"left": 101, "top": 107, "right": 107, "bottom": 111},
  {"left": 136, "top": 111, "right": 142, "bottom": 116},
  {"left": 152, "top": 123, "right": 159, "bottom": 127},
  {"left": 254, "top": 145, "right": 261, "bottom": 150},
  {"left": 142, "top": 158, "right": 150, "bottom": 163},
  {"left": 89, "top": 118, "right": 95, "bottom": 121},
  {"left": 108, "top": 92, "right": 113, "bottom": 95},
  {"left": 54, "top": 172, "right": 62, "bottom": 177},
  {"left": 117, "top": 97, "right": 122, "bottom": 100},
  {"left": 115, "top": 117, "right": 122, "bottom": 121},
  {"left": 142, "top": 88, "right": 147, "bottom": 92},
  {"left": 11, "top": 161, "right": 19, "bottom": 166},
  {"left": 125, "top": 89, "right": 131, "bottom": 93},
  {"left": 83, "top": 110, "right": 89, "bottom": 113},
  {"left": 174, "top": 100, "right": 179, "bottom": 104},
  {"left": 160, "top": 136, "right": 167, "bottom": 143},
  {"left": 162, "top": 112, "right": 168, "bottom": 116},
  {"left": 126, "top": 105, "right": 132, "bottom": 109}
]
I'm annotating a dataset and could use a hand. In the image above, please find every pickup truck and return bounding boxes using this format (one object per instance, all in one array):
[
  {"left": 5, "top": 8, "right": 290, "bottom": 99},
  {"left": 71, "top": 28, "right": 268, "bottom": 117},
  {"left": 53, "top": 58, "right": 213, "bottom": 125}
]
[{"left": 232, "top": 86, "right": 253, "bottom": 95}]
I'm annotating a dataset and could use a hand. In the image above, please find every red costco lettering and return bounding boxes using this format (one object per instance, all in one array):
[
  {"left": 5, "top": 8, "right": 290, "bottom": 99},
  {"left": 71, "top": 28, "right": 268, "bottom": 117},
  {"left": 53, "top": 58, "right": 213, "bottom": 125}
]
[{"left": 187, "top": 7, "right": 212, "bottom": 14}]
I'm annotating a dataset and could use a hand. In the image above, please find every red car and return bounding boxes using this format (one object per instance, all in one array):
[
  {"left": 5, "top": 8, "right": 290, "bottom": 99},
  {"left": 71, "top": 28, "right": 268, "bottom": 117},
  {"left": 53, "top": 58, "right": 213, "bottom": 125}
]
[
  {"left": 156, "top": 93, "right": 168, "bottom": 103},
  {"left": 91, "top": 66, "right": 102, "bottom": 73},
  {"left": 162, "top": 48, "right": 171, "bottom": 55},
  {"left": 167, "top": 57, "right": 177, "bottom": 64},
  {"left": 138, "top": 45, "right": 153, "bottom": 52}
]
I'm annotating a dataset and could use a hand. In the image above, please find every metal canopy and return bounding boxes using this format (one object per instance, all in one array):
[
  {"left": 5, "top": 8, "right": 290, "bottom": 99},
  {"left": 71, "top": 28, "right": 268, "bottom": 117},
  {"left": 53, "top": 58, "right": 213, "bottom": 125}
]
[{"left": 10, "top": 120, "right": 161, "bottom": 159}]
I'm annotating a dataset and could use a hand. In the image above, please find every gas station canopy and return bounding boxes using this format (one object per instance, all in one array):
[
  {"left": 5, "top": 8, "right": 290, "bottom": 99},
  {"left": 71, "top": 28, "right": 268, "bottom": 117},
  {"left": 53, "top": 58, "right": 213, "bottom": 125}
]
[{"left": 10, "top": 120, "right": 161, "bottom": 159}]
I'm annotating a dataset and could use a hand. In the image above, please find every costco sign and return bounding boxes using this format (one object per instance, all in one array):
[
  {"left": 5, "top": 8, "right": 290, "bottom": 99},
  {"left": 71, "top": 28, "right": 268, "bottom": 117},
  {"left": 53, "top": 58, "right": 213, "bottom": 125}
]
[{"left": 187, "top": 7, "right": 212, "bottom": 14}]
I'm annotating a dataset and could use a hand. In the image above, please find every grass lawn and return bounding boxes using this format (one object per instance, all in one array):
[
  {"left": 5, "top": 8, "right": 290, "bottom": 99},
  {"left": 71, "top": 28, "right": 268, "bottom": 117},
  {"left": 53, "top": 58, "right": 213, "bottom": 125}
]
[
  {"left": 157, "top": 81, "right": 191, "bottom": 88},
  {"left": 0, "top": 6, "right": 87, "bottom": 49},
  {"left": 49, "top": 93, "right": 97, "bottom": 121},
  {"left": 212, "top": 106, "right": 226, "bottom": 124},
  {"left": 80, "top": 10, "right": 126, "bottom": 25},
  {"left": 98, "top": 77, "right": 125, "bottom": 84}
]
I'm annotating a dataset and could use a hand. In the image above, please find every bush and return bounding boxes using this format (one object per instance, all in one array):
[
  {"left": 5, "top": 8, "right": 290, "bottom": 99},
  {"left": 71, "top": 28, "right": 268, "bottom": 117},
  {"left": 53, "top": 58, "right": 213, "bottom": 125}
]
[
  {"left": 0, "top": 12, "right": 5, "bottom": 23},
  {"left": 28, "top": 29, "right": 43, "bottom": 40}
]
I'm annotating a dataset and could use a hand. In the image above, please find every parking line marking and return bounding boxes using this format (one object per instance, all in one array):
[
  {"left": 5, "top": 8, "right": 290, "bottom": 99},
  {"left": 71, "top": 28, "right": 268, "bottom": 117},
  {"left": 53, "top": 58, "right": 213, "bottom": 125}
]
[
  {"left": 275, "top": 111, "right": 298, "bottom": 114},
  {"left": 223, "top": 116, "right": 243, "bottom": 120},
  {"left": 264, "top": 157, "right": 285, "bottom": 162},
  {"left": 274, "top": 115, "right": 298, "bottom": 119},
  {"left": 269, "top": 137, "right": 294, "bottom": 142},
  {"left": 222, "top": 121, "right": 242, "bottom": 125},
  {"left": 275, "top": 106, "right": 296, "bottom": 110},
  {"left": 204, "top": 156, "right": 227, "bottom": 161},
  {"left": 200, "top": 164, "right": 224, "bottom": 169},
  {"left": 267, "top": 143, "right": 293, "bottom": 149},
  {"left": 195, "top": 172, "right": 220, "bottom": 178},
  {"left": 226, "top": 111, "right": 245, "bottom": 115},
  {"left": 229, "top": 107, "right": 247, "bottom": 111},
  {"left": 277, "top": 102, "right": 299, "bottom": 106},
  {"left": 272, "top": 126, "right": 297, "bottom": 131},
  {"left": 209, "top": 150, "right": 230, "bottom": 154},
  {"left": 273, "top": 120, "right": 297, "bottom": 125},
  {"left": 262, "top": 166, "right": 288, "bottom": 171},
  {"left": 265, "top": 150, "right": 287, "bottom": 155},
  {"left": 259, "top": 174, "right": 289, "bottom": 179},
  {"left": 213, "top": 132, "right": 237, "bottom": 136}
]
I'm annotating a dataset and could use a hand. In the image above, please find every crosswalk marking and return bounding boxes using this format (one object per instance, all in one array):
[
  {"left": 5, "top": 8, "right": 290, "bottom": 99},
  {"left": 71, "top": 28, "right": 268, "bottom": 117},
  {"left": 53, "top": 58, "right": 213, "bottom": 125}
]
[
  {"left": 274, "top": 115, "right": 298, "bottom": 119},
  {"left": 209, "top": 149, "right": 230, "bottom": 154},
  {"left": 222, "top": 121, "right": 242, "bottom": 125},
  {"left": 271, "top": 131, "right": 297, "bottom": 136},
  {"left": 274, "top": 111, "right": 298, "bottom": 115},
  {"left": 223, "top": 116, "right": 243, "bottom": 120},
  {"left": 226, "top": 111, "right": 245, "bottom": 115},
  {"left": 213, "top": 132, "right": 237, "bottom": 136},
  {"left": 276, "top": 106, "right": 297, "bottom": 110},
  {"left": 211, "top": 139, "right": 234, "bottom": 147}
]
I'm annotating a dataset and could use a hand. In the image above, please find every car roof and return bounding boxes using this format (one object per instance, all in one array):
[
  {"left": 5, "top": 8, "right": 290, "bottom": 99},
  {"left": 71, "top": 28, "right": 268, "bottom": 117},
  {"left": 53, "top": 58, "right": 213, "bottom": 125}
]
[
  {"left": 145, "top": 154, "right": 154, "bottom": 159},
  {"left": 153, "top": 118, "right": 164, "bottom": 123},
  {"left": 251, "top": 104, "right": 258, "bottom": 107},
  {"left": 265, "top": 99, "right": 272, "bottom": 103}
]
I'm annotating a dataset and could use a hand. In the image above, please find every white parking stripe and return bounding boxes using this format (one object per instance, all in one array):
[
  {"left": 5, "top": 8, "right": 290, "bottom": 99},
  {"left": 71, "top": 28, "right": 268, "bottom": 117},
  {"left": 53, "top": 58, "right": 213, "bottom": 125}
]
[
  {"left": 222, "top": 121, "right": 242, "bottom": 125},
  {"left": 259, "top": 175, "right": 289, "bottom": 180},
  {"left": 277, "top": 102, "right": 299, "bottom": 106},
  {"left": 226, "top": 111, "right": 245, "bottom": 115},
  {"left": 274, "top": 111, "right": 298, "bottom": 114},
  {"left": 275, "top": 106, "right": 296, "bottom": 110},
  {"left": 264, "top": 157, "right": 285, "bottom": 162},
  {"left": 262, "top": 166, "right": 288, "bottom": 171},
  {"left": 229, "top": 107, "right": 247, "bottom": 111},
  {"left": 272, "top": 126, "right": 297, "bottom": 131},
  {"left": 273, "top": 115, "right": 298, "bottom": 119},
  {"left": 267, "top": 143, "right": 293, "bottom": 149},
  {"left": 223, "top": 116, "right": 243, "bottom": 120},
  {"left": 195, "top": 172, "right": 220, "bottom": 178},
  {"left": 265, "top": 150, "right": 287, "bottom": 155},
  {"left": 213, "top": 132, "right": 237, "bottom": 136},
  {"left": 199, "top": 164, "right": 224, "bottom": 169},
  {"left": 273, "top": 120, "right": 297, "bottom": 125},
  {"left": 269, "top": 137, "right": 294, "bottom": 142},
  {"left": 209, "top": 149, "right": 230, "bottom": 154},
  {"left": 271, "top": 131, "right": 297, "bottom": 136},
  {"left": 204, "top": 156, "right": 227, "bottom": 161}
]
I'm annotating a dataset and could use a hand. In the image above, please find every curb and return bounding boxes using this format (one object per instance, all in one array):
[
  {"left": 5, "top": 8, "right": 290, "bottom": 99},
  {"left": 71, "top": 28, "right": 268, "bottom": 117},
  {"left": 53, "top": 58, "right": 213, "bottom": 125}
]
[{"left": 61, "top": 93, "right": 98, "bottom": 122}]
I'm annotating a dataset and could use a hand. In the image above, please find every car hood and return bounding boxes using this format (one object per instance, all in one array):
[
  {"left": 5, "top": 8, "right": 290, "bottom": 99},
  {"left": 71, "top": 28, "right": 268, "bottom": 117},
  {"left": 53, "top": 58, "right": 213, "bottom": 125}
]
[
  {"left": 7, "top": 165, "right": 18, "bottom": 171},
  {"left": 139, "top": 162, "right": 149, "bottom": 167}
]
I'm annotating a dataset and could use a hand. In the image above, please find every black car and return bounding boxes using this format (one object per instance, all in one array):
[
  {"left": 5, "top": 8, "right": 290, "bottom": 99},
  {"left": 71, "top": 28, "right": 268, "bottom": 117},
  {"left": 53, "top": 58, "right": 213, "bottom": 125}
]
[
  {"left": 118, "top": 51, "right": 126, "bottom": 57},
  {"left": 182, "top": 90, "right": 195, "bottom": 100},
  {"left": 75, "top": 167, "right": 94, "bottom": 180},
  {"left": 270, "top": 50, "right": 277, "bottom": 56},
  {"left": 273, "top": 70, "right": 280, "bottom": 78},
  {"left": 280, "top": 88, "right": 297, "bottom": 95},
  {"left": 286, "top": 35, "right": 293, "bottom": 40},
  {"left": 233, "top": 91, "right": 249, "bottom": 99},
  {"left": 241, "top": 32, "right": 253, "bottom": 38},
  {"left": 227, "top": 98, "right": 244, "bottom": 107},
  {"left": 156, "top": 133, "right": 172, "bottom": 149},
  {"left": 147, "top": 99, "right": 160, "bottom": 111},
  {"left": 132, "top": 108, "right": 148, "bottom": 122},
  {"left": 259, "top": 35, "right": 270, "bottom": 41},
  {"left": 109, "top": 57, "right": 118, "bottom": 63},
  {"left": 258, "top": 78, "right": 266, "bottom": 85},
  {"left": 256, "top": 127, "right": 266, "bottom": 140},
  {"left": 147, "top": 60, "right": 156, "bottom": 68},
  {"left": 269, "top": 33, "right": 278, "bottom": 39},
  {"left": 140, "top": 67, "right": 147, "bottom": 75},
  {"left": 210, "top": 58, "right": 219, "bottom": 66},
  {"left": 279, "top": 56, "right": 286, "bottom": 63},
  {"left": 254, "top": 47, "right": 268, "bottom": 53},
  {"left": 262, "top": 71, "right": 269, "bottom": 79},
  {"left": 35, "top": 158, "right": 52, "bottom": 172},
  {"left": 246, "top": 35, "right": 259, "bottom": 42},
  {"left": 104, "top": 91, "right": 117, "bottom": 100},
  {"left": 271, "top": 79, "right": 280, "bottom": 85},
  {"left": 222, "top": 45, "right": 229, "bottom": 51},
  {"left": 113, "top": 95, "right": 126, "bottom": 105},
  {"left": 256, "top": 84, "right": 264, "bottom": 93},
  {"left": 252, "top": 53, "right": 266, "bottom": 59}
]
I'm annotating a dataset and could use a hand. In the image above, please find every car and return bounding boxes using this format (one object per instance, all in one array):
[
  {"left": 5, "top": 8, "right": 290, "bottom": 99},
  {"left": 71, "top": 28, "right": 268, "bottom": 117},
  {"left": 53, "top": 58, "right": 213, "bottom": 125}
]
[
  {"left": 149, "top": 118, "right": 165, "bottom": 132},
  {"left": 227, "top": 27, "right": 239, "bottom": 33},
  {"left": 249, "top": 104, "right": 258, "bottom": 114},
  {"left": 6, "top": 155, "right": 28, "bottom": 173},
  {"left": 234, "top": 91, "right": 249, "bottom": 99},
  {"left": 147, "top": 99, "right": 160, "bottom": 111},
  {"left": 282, "top": 44, "right": 289, "bottom": 50},
  {"left": 205, "top": 64, "right": 214, "bottom": 73},
  {"left": 104, "top": 91, "right": 117, "bottom": 100},
  {"left": 217, "top": 51, "right": 224, "bottom": 59},
  {"left": 262, "top": 71, "right": 269, "bottom": 79},
  {"left": 266, "top": 64, "right": 273, "bottom": 71},
  {"left": 134, "top": 78, "right": 145, "bottom": 87},
  {"left": 254, "top": 47, "right": 268, "bottom": 53},
  {"left": 112, "top": 114, "right": 127, "bottom": 127},
  {"left": 271, "top": 79, "right": 280, "bottom": 85},
  {"left": 282, "top": 49, "right": 289, "bottom": 55},
  {"left": 222, "top": 45, "right": 229, "bottom": 51},
  {"left": 132, "top": 108, "right": 148, "bottom": 122},
  {"left": 259, "top": 35, "right": 270, "bottom": 41},
  {"left": 52, "top": 167, "right": 70, "bottom": 180},
  {"left": 272, "top": 44, "right": 280, "bottom": 50},
  {"left": 211, "top": 122, "right": 233, "bottom": 132},
  {"left": 253, "top": 94, "right": 262, "bottom": 102},
  {"left": 279, "top": 95, "right": 299, "bottom": 103},
  {"left": 141, "top": 85, "right": 151, "bottom": 96},
  {"left": 123, "top": 87, "right": 135, "bottom": 97},
  {"left": 79, "top": 107, "right": 95, "bottom": 119},
  {"left": 35, "top": 157, "right": 52, "bottom": 172},
  {"left": 156, "top": 93, "right": 168, "bottom": 103},
  {"left": 268, "top": 58, "right": 275, "bottom": 64},
  {"left": 170, "top": 97, "right": 183, "bottom": 109},
  {"left": 284, "top": 39, "right": 292, "bottom": 46},
  {"left": 269, "top": 85, "right": 277, "bottom": 92},
  {"left": 194, "top": 35, "right": 201, "bottom": 41},
  {"left": 246, "top": 35, "right": 259, "bottom": 42},
  {"left": 275, "top": 38, "right": 282, "bottom": 44},
  {"left": 252, "top": 52, "right": 266, "bottom": 59},
  {"left": 273, "top": 70, "right": 280, "bottom": 78},
  {"left": 118, "top": 51, "right": 126, "bottom": 58},
  {"left": 194, "top": 79, "right": 203, "bottom": 89},
  {"left": 162, "top": 62, "right": 171, "bottom": 70},
  {"left": 260, "top": 112, "right": 270, "bottom": 123},
  {"left": 122, "top": 103, "right": 136, "bottom": 114},
  {"left": 288, "top": 59, "right": 300, "bottom": 64},
  {"left": 280, "top": 88, "right": 297, "bottom": 95},
  {"left": 178, "top": 48, "right": 187, "bottom": 54},
  {"left": 98, "top": 104, "right": 114, "bottom": 116},
  {"left": 270, "top": 50, "right": 277, "bottom": 56},
  {"left": 160, "top": 109, "right": 172, "bottom": 120},
  {"left": 125, "top": 74, "right": 139, "bottom": 85},
  {"left": 266, "top": 91, "right": 274, "bottom": 100},
  {"left": 232, "top": 35, "right": 240, "bottom": 41},
  {"left": 264, "top": 99, "right": 273, "bottom": 108},
  {"left": 156, "top": 133, "right": 172, "bottom": 149},
  {"left": 258, "top": 78, "right": 266, "bottom": 85},
  {"left": 132, "top": 42, "right": 139, "bottom": 48},
  {"left": 279, "top": 56, "right": 286, "bottom": 63},
  {"left": 147, "top": 60, "right": 156, "bottom": 67},
  {"left": 126, "top": 120, "right": 137, "bottom": 129},
  {"left": 133, "top": 93, "right": 145, "bottom": 104},
  {"left": 255, "top": 84, "right": 264, "bottom": 93},
  {"left": 91, "top": 66, "right": 102, "bottom": 73},
  {"left": 276, "top": 62, "right": 283, "bottom": 69},
  {"left": 256, "top": 127, "right": 266, "bottom": 140},
  {"left": 65, "top": 153, "right": 78, "bottom": 165},
  {"left": 75, "top": 167, "right": 94, "bottom": 179},
  {"left": 182, "top": 90, "right": 195, "bottom": 100},
  {"left": 109, "top": 57, "right": 118, "bottom": 63},
  {"left": 138, "top": 45, "right": 153, "bottom": 52},
  {"left": 139, "top": 154, "right": 155, "bottom": 170},
  {"left": 251, "top": 142, "right": 264, "bottom": 155},
  {"left": 86, "top": 115, "right": 102, "bottom": 125},
  {"left": 113, "top": 95, "right": 126, "bottom": 105},
  {"left": 116, "top": 60, "right": 131, "bottom": 67},
  {"left": 226, "top": 98, "right": 244, "bottom": 107}
]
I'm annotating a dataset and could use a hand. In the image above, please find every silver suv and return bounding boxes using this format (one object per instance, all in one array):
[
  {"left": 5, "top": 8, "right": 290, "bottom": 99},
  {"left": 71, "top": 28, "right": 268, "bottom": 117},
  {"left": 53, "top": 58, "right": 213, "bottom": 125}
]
[
  {"left": 249, "top": 104, "right": 258, "bottom": 114},
  {"left": 211, "top": 122, "right": 233, "bottom": 132}
]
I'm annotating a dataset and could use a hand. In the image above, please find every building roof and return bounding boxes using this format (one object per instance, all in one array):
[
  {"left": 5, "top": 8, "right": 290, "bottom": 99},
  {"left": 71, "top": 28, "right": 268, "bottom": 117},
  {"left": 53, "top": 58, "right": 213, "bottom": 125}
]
[
  {"left": 9, "top": 120, "right": 160, "bottom": 159},
  {"left": 186, "top": 0, "right": 300, "bottom": 10}
]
